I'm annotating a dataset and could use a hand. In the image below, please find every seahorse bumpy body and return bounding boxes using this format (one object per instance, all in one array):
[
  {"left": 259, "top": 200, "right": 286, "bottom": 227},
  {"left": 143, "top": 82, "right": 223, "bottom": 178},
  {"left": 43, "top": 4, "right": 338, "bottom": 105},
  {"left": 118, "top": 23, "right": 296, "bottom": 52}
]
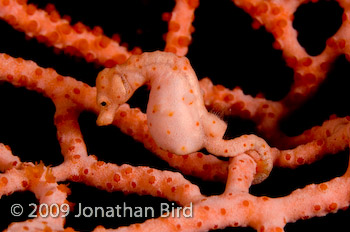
[{"left": 96, "top": 51, "right": 273, "bottom": 183}]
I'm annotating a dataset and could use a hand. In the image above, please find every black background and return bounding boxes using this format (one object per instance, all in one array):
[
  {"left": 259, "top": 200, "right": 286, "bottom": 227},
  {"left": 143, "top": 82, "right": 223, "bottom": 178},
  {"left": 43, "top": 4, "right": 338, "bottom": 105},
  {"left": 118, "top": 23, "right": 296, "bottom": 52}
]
[{"left": 0, "top": 0, "right": 349, "bottom": 231}]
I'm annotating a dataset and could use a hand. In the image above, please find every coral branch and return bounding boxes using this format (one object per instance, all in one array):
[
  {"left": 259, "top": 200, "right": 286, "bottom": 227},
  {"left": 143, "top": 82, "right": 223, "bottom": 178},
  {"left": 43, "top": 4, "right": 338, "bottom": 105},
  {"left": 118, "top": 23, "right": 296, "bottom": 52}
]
[
  {"left": 0, "top": 0, "right": 131, "bottom": 66},
  {"left": 164, "top": 0, "right": 198, "bottom": 56}
]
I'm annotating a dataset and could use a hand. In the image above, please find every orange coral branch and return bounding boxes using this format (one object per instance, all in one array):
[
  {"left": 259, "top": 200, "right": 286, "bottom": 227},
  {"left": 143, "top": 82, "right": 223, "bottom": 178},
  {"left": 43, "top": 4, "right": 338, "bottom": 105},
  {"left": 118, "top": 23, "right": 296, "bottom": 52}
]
[
  {"left": 0, "top": 0, "right": 131, "bottom": 66},
  {"left": 164, "top": 0, "right": 198, "bottom": 56},
  {"left": 1, "top": 159, "right": 70, "bottom": 232}
]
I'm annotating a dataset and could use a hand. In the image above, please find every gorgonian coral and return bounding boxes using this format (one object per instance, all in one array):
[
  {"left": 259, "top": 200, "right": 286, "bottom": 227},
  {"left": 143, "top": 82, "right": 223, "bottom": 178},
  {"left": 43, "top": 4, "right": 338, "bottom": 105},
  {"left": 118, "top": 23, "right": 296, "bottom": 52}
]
[{"left": 0, "top": 0, "right": 349, "bottom": 231}]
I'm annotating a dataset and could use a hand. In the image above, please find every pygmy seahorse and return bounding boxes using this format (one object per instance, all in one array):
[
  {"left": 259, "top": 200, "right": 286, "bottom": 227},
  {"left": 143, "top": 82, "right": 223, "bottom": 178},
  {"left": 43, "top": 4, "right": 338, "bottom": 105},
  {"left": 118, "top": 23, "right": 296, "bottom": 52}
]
[{"left": 96, "top": 51, "right": 272, "bottom": 183}]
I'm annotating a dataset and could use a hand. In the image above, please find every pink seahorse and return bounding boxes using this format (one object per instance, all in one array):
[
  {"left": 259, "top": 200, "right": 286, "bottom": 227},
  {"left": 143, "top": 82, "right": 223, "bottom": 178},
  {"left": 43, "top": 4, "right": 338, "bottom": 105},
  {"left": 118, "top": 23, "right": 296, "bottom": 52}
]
[{"left": 96, "top": 51, "right": 273, "bottom": 183}]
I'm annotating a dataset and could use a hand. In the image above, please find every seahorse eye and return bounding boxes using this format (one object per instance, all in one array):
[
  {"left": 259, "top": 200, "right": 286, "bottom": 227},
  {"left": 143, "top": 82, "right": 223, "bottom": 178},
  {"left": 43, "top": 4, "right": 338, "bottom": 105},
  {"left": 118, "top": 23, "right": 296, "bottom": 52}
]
[{"left": 100, "top": 101, "right": 107, "bottom": 107}]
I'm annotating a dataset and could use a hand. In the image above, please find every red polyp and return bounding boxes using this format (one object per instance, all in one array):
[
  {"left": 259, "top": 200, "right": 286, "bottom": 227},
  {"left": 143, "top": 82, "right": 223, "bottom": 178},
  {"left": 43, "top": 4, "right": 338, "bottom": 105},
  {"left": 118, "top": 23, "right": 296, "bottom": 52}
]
[{"left": 255, "top": 2, "right": 268, "bottom": 16}]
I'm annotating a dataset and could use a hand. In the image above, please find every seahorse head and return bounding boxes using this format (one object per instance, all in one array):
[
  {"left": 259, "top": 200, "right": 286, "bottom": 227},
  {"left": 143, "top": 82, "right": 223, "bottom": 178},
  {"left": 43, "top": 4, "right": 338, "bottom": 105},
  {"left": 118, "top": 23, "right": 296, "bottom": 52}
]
[{"left": 96, "top": 67, "right": 132, "bottom": 126}]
